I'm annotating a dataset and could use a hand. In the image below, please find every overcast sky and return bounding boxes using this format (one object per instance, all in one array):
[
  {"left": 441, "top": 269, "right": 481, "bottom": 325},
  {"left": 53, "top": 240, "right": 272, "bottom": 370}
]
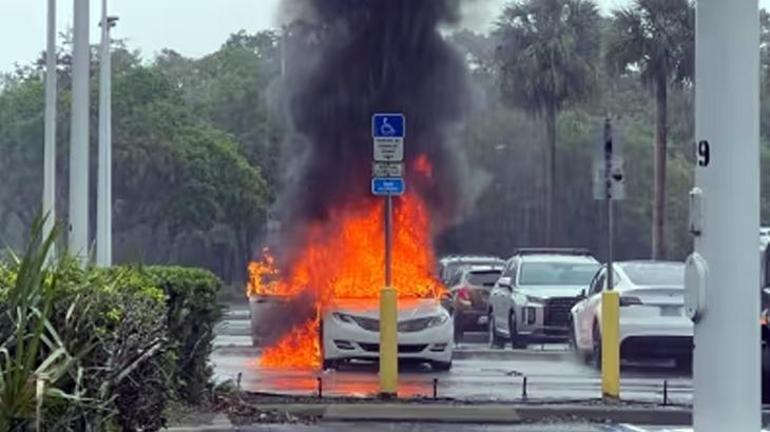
[{"left": 1, "top": 0, "right": 768, "bottom": 73}]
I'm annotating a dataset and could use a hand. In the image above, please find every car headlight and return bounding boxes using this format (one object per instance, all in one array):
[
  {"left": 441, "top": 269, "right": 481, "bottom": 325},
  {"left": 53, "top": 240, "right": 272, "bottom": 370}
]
[
  {"left": 526, "top": 295, "right": 544, "bottom": 305},
  {"left": 333, "top": 312, "right": 354, "bottom": 324},
  {"left": 426, "top": 313, "right": 449, "bottom": 328}
]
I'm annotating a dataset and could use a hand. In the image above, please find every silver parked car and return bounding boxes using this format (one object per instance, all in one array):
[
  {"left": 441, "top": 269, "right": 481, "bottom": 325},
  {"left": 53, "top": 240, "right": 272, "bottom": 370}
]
[{"left": 487, "top": 249, "right": 599, "bottom": 349}]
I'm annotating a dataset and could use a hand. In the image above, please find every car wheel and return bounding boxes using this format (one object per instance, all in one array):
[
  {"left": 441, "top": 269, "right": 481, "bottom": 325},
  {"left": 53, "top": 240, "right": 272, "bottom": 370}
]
[
  {"left": 432, "top": 360, "right": 452, "bottom": 372},
  {"left": 591, "top": 321, "right": 602, "bottom": 371},
  {"left": 488, "top": 313, "right": 505, "bottom": 349},
  {"left": 509, "top": 312, "right": 527, "bottom": 349}
]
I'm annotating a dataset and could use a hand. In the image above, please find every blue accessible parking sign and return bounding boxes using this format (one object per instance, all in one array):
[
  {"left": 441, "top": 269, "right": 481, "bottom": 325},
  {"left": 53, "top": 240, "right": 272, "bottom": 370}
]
[
  {"left": 372, "top": 178, "right": 405, "bottom": 196},
  {"left": 372, "top": 114, "right": 406, "bottom": 139}
]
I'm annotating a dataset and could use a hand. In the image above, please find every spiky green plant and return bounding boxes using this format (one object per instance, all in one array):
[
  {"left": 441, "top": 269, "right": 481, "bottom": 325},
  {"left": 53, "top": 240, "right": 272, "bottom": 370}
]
[{"left": 0, "top": 217, "right": 81, "bottom": 431}]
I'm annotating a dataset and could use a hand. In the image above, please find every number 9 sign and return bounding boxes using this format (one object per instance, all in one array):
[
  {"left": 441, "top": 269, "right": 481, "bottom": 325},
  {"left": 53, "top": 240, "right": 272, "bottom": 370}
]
[{"left": 697, "top": 140, "right": 711, "bottom": 167}]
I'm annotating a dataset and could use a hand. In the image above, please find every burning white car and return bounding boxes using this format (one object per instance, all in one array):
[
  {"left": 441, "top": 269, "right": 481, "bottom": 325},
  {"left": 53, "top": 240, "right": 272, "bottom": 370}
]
[{"left": 320, "top": 298, "right": 453, "bottom": 371}]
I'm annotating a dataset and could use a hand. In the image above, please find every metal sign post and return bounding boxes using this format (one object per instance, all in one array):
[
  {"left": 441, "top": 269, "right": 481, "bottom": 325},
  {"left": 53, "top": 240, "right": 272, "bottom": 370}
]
[
  {"left": 594, "top": 118, "right": 624, "bottom": 401},
  {"left": 372, "top": 113, "right": 405, "bottom": 398}
]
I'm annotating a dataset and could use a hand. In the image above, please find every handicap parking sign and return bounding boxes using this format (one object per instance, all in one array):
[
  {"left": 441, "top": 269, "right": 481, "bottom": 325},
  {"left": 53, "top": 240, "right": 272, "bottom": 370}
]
[
  {"left": 372, "top": 178, "right": 405, "bottom": 196},
  {"left": 372, "top": 114, "right": 406, "bottom": 139}
]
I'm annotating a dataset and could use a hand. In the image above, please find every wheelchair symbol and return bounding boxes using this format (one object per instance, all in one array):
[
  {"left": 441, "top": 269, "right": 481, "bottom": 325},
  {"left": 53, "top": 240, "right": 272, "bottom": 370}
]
[{"left": 380, "top": 117, "right": 397, "bottom": 137}]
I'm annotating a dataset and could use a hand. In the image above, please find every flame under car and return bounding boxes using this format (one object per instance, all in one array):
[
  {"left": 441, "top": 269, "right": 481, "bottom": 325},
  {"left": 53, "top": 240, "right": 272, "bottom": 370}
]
[{"left": 320, "top": 297, "right": 453, "bottom": 371}]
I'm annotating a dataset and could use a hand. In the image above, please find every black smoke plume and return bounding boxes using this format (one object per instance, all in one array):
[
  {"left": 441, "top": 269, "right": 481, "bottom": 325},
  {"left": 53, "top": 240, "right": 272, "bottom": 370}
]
[{"left": 272, "top": 0, "right": 479, "bottom": 259}]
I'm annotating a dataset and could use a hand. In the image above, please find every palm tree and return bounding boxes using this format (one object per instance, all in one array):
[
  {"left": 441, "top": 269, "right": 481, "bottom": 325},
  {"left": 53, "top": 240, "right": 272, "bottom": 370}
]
[
  {"left": 606, "top": 0, "right": 694, "bottom": 259},
  {"left": 495, "top": 0, "right": 601, "bottom": 246}
]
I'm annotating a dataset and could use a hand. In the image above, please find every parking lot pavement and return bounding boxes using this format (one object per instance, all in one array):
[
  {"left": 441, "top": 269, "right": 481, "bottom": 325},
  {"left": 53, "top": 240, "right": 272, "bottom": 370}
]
[
  {"left": 224, "top": 423, "right": 622, "bottom": 432},
  {"left": 214, "top": 304, "right": 692, "bottom": 404}
]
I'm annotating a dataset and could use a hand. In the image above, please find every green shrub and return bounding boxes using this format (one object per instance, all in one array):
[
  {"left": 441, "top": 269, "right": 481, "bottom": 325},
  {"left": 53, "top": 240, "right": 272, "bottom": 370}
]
[
  {"left": 0, "top": 220, "right": 81, "bottom": 432},
  {"left": 0, "top": 232, "right": 223, "bottom": 431},
  {"left": 144, "top": 266, "right": 223, "bottom": 404},
  {"left": 46, "top": 261, "right": 171, "bottom": 431}
]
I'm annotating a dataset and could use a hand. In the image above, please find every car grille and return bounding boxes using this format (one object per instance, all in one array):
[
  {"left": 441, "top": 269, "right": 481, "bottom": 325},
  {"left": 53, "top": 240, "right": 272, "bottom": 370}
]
[
  {"left": 358, "top": 343, "right": 428, "bottom": 353},
  {"left": 351, "top": 316, "right": 380, "bottom": 332},
  {"left": 544, "top": 297, "right": 578, "bottom": 328},
  {"left": 398, "top": 317, "right": 433, "bottom": 332},
  {"left": 351, "top": 317, "right": 434, "bottom": 333}
]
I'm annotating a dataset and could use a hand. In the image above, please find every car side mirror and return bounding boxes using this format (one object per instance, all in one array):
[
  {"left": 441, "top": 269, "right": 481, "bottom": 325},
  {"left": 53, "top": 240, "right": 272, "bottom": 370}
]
[
  {"left": 578, "top": 288, "right": 586, "bottom": 299},
  {"left": 498, "top": 277, "right": 512, "bottom": 291}
]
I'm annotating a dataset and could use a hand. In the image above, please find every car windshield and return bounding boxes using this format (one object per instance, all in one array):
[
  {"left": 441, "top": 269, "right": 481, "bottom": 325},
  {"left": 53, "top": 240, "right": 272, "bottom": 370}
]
[
  {"left": 518, "top": 262, "right": 599, "bottom": 286},
  {"left": 467, "top": 270, "right": 501, "bottom": 286},
  {"left": 621, "top": 263, "right": 684, "bottom": 286}
]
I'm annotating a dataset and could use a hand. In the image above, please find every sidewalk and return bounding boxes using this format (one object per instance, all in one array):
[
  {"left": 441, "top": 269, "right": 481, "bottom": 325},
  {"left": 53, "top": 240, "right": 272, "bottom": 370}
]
[{"left": 164, "top": 401, "right": 698, "bottom": 430}]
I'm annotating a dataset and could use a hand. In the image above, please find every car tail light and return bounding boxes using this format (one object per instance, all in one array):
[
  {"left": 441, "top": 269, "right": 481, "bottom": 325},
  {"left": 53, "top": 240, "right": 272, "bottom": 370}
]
[
  {"left": 619, "top": 296, "right": 643, "bottom": 307},
  {"left": 458, "top": 287, "right": 471, "bottom": 302}
]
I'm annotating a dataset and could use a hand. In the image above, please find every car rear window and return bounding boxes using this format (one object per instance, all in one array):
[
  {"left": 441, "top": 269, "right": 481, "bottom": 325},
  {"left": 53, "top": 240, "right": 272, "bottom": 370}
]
[
  {"left": 519, "top": 262, "right": 599, "bottom": 286},
  {"left": 443, "top": 259, "right": 501, "bottom": 281},
  {"left": 467, "top": 270, "right": 501, "bottom": 286},
  {"left": 621, "top": 263, "right": 684, "bottom": 286}
]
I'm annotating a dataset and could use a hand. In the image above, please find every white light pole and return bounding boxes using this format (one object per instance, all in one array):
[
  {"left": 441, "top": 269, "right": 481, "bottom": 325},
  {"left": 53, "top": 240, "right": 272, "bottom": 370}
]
[
  {"left": 691, "top": 0, "right": 760, "bottom": 430},
  {"left": 96, "top": 0, "right": 116, "bottom": 267},
  {"left": 69, "top": 0, "right": 90, "bottom": 262},
  {"left": 44, "top": 0, "right": 57, "bottom": 255}
]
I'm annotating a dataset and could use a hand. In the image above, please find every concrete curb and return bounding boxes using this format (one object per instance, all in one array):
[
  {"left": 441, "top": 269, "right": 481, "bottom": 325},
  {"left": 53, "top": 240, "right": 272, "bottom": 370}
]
[
  {"left": 452, "top": 349, "right": 569, "bottom": 361},
  {"left": 250, "top": 403, "right": 695, "bottom": 426},
  {"left": 212, "top": 347, "right": 569, "bottom": 361},
  {"left": 165, "top": 414, "right": 233, "bottom": 431}
]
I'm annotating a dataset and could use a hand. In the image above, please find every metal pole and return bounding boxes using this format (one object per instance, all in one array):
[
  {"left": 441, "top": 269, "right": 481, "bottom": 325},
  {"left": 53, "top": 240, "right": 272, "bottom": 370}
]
[
  {"left": 385, "top": 195, "right": 393, "bottom": 286},
  {"left": 379, "top": 194, "right": 397, "bottom": 397},
  {"left": 44, "top": 0, "right": 57, "bottom": 257},
  {"left": 601, "top": 118, "right": 620, "bottom": 400},
  {"left": 69, "top": 0, "right": 90, "bottom": 262},
  {"left": 96, "top": 0, "right": 113, "bottom": 267},
  {"left": 693, "top": 0, "right": 760, "bottom": 430}
]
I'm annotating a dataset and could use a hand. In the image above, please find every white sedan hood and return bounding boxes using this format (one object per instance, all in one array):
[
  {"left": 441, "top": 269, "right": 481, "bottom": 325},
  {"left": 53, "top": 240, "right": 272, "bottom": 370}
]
[{"left": 328, "top": 298, "right": 443, "bottom": 320}]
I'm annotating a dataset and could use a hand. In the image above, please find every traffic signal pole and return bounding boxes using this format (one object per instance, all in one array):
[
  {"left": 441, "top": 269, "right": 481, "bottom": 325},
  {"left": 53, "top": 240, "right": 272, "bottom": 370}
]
[{"left": 691, "top": 0, "right": 760, "bottom": 430}]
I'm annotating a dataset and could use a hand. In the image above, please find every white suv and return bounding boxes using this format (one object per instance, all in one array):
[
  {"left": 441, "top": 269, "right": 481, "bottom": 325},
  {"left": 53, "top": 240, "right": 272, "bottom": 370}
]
[{"left": 487, "top": 249, "right": 599, "bottom": 349}]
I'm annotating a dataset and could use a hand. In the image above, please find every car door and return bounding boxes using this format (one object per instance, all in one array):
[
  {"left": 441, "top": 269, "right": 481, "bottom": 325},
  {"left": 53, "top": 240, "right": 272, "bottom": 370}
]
[{"left": 579, "top": 267, "right": 606, "bottom": 347}]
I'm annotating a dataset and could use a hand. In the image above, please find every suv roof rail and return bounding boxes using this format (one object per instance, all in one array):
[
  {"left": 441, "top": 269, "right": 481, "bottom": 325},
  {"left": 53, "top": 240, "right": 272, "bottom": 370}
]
[{"left": 513, "top": 248, "right": 591, "bottom": 257}]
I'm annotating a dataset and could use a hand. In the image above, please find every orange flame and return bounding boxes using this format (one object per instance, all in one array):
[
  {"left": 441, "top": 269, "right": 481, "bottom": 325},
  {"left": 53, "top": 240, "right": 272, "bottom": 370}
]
[
  {"left": 248, "top": 193, "right": 442, "bottom": 368},
  {"left": 413, "top": 154, "right": 433, "bottom": 181}
]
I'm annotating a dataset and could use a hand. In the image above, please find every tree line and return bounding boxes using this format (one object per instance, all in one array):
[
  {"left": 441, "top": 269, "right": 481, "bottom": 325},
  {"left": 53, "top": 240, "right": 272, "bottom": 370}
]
[{"left": 0, "top": 0, "right": 769, "bottom": 285}]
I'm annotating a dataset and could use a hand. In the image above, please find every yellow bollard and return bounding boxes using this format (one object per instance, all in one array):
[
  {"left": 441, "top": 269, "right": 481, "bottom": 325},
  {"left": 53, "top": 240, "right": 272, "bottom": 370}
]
[
  {"left": 379, "top": 286, "right": 398, "bottom": 397},
  {"left": 601, "top": 290, "right": 620, "bottom": 400}
]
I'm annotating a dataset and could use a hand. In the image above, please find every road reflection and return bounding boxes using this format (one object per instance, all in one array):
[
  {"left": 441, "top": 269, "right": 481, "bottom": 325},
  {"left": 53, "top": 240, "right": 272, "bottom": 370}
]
[{"left": 248, "top": 359, "right": 437, "bottom": 397}]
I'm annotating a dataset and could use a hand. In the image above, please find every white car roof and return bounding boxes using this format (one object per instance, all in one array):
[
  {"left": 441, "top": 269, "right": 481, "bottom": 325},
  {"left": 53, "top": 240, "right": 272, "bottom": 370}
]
[
  {"left": 517, "top": 254, "right": 599, "bottom": 264},
  {"left": 440, "top": 255, "right": 502, "bottom": 263},
  {"left": 463, "top": 265, "right": 503, "bottom": 272},
  {"left": 612, "top": 261, "right": 684, "bottom": 289}
]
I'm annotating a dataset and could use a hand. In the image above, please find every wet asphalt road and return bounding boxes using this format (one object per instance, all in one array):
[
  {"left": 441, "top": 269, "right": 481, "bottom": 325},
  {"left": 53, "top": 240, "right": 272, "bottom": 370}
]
[
  {"left": 213, "top": 304, "right": 692, "bottom": 404},
  {"left": 219, "top": 423, "right": 688, "bottom": 432}
]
